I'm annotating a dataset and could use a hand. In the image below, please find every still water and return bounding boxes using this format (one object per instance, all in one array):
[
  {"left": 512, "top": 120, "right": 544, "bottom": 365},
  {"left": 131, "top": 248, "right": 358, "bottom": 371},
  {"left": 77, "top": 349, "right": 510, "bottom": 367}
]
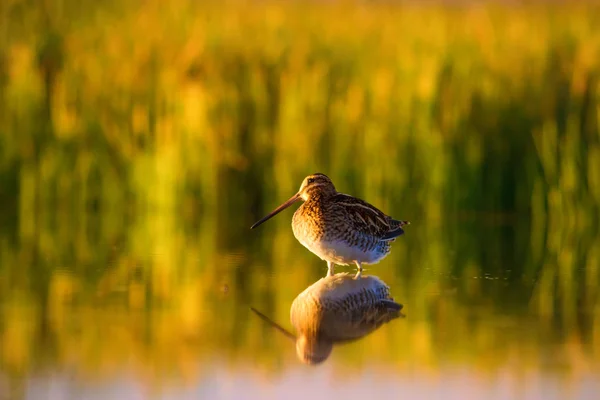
[{"left": 1, "top": 210, "right": 598, "bottom": 400}]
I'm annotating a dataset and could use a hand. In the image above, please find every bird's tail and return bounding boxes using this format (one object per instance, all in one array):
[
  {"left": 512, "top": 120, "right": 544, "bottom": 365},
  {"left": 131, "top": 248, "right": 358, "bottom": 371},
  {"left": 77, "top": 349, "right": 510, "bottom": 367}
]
[
  {"left": 380, "top": 219, "right": 410, "bottom": 241},
  {"left": 392, "top": 219, "right": 410, "bottom": 227}
]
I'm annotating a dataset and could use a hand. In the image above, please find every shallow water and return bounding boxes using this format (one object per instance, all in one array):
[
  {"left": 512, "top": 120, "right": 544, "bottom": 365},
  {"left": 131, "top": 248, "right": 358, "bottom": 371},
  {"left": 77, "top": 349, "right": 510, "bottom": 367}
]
[{"left": 1, "top": 213, "right": 598, "bottom": 400}]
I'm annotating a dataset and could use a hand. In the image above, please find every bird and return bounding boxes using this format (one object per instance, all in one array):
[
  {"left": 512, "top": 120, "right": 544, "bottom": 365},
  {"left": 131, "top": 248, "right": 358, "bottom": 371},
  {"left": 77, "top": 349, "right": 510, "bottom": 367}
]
[
  {"left": 250, "top": 173, "right": 409, "bottom": 278},
  {"left": 251, "top": 273, "right": 403, "bottom": 365}
]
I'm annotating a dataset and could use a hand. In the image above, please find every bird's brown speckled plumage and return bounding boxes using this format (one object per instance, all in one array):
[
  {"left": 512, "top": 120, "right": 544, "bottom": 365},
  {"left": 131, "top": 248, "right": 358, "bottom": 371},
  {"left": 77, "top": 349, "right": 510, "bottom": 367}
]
[{"left": 251, "top": 173, "right": 410, "bottom": 278}]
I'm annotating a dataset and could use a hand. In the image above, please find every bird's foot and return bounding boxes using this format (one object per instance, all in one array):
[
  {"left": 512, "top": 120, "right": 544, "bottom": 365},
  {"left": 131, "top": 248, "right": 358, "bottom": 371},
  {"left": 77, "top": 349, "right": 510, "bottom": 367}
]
[
  {"left": 353, "top": 261, "right": 363, "bottom": 279},
  {"left": 326, "top": 261, "right": 335, "bottom": 277}
]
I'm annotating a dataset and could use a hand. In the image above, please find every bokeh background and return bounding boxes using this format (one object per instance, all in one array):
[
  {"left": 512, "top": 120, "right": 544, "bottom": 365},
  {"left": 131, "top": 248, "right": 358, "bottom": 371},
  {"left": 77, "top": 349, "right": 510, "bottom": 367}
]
[{"left": 1, "top": 0, "right": 599, "bottom": 399}]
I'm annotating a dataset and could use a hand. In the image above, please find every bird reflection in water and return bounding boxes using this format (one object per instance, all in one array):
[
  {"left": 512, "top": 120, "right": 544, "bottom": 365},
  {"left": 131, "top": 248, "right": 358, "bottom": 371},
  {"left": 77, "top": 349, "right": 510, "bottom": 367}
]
[{"left": 251, "top": 273, "right": 403, "bottom": 365}]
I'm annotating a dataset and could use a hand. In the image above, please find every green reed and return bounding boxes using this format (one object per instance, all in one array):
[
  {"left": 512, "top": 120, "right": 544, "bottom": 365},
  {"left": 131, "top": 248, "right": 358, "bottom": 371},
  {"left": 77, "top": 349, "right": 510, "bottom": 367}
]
[{"left": 1, "top": 2, "right": 599, "bottom": 221}]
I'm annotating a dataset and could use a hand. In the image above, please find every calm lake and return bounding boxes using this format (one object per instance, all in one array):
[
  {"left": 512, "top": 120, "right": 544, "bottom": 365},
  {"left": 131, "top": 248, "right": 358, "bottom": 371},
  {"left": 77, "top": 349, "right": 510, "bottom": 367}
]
[{"left": 1, "top": 208, "right": 598, "bottom": 400}]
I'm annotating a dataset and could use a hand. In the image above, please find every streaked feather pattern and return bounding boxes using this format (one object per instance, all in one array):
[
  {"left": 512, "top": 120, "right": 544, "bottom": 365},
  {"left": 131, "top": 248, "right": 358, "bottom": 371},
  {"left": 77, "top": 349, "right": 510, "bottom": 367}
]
[{"left": 331, "top": 193, "right": 409, "bottom": 240}]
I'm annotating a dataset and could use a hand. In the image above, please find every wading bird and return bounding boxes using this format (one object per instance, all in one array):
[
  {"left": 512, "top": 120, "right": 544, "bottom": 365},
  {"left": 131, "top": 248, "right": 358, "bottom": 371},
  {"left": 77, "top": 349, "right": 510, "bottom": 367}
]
[{"left": 251, "top": 173, "right": 409, "bottom": 278}]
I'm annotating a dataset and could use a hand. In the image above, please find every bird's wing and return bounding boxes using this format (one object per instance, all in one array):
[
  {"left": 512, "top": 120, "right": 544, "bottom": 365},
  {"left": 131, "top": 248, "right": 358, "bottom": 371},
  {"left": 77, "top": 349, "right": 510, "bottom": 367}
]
[{"left": 331, "top": 193, "right": 407, "bottom": 239}]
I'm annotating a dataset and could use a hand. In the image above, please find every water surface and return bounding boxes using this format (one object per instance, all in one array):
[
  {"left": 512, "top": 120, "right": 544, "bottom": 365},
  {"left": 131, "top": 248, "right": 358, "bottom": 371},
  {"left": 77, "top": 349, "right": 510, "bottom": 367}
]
[{"left": 1, "top": 214, "right": 598, "bottom": 400}]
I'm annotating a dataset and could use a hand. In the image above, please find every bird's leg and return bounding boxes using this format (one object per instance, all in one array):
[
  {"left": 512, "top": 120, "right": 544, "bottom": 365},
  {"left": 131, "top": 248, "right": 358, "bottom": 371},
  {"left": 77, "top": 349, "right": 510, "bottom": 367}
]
[
  {"left": 327, "top": 261, "right": 335, "bottom": 277},
  {"left": 354, "top": 261, "right": 363, "bottom": 279}
]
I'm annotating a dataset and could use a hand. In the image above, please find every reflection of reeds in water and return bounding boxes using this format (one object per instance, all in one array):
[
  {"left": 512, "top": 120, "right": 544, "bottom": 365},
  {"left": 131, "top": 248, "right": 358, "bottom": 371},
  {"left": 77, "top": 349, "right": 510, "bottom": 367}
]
[{"left": 253, "top": 273, "right": 403, "bottom": 365}]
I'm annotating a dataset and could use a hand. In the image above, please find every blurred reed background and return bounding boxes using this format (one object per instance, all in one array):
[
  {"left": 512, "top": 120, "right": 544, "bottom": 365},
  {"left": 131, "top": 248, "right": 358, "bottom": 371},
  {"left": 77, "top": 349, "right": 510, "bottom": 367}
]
[{"left": 0, "top": 0, "right": 599, "bottom": 397}]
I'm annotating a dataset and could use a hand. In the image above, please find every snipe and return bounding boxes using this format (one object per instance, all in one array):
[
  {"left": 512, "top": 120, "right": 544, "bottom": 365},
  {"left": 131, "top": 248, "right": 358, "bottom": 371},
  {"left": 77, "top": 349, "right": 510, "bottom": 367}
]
[{"left": 251, "top": 173, "right": 409, "bottom": 278}]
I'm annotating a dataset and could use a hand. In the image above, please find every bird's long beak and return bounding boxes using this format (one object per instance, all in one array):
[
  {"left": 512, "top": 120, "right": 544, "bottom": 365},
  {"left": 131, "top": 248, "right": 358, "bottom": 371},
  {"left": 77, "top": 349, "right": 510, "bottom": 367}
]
[{"left": 250, "top": 193, "right": 301, "bottom": 229}]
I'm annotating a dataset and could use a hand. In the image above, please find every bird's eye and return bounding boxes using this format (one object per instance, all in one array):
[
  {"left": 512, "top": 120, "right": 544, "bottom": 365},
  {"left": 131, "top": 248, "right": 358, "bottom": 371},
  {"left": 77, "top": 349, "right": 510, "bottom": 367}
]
[{"left": 307, "top": 178, "right": 315, "bottom": 184}]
